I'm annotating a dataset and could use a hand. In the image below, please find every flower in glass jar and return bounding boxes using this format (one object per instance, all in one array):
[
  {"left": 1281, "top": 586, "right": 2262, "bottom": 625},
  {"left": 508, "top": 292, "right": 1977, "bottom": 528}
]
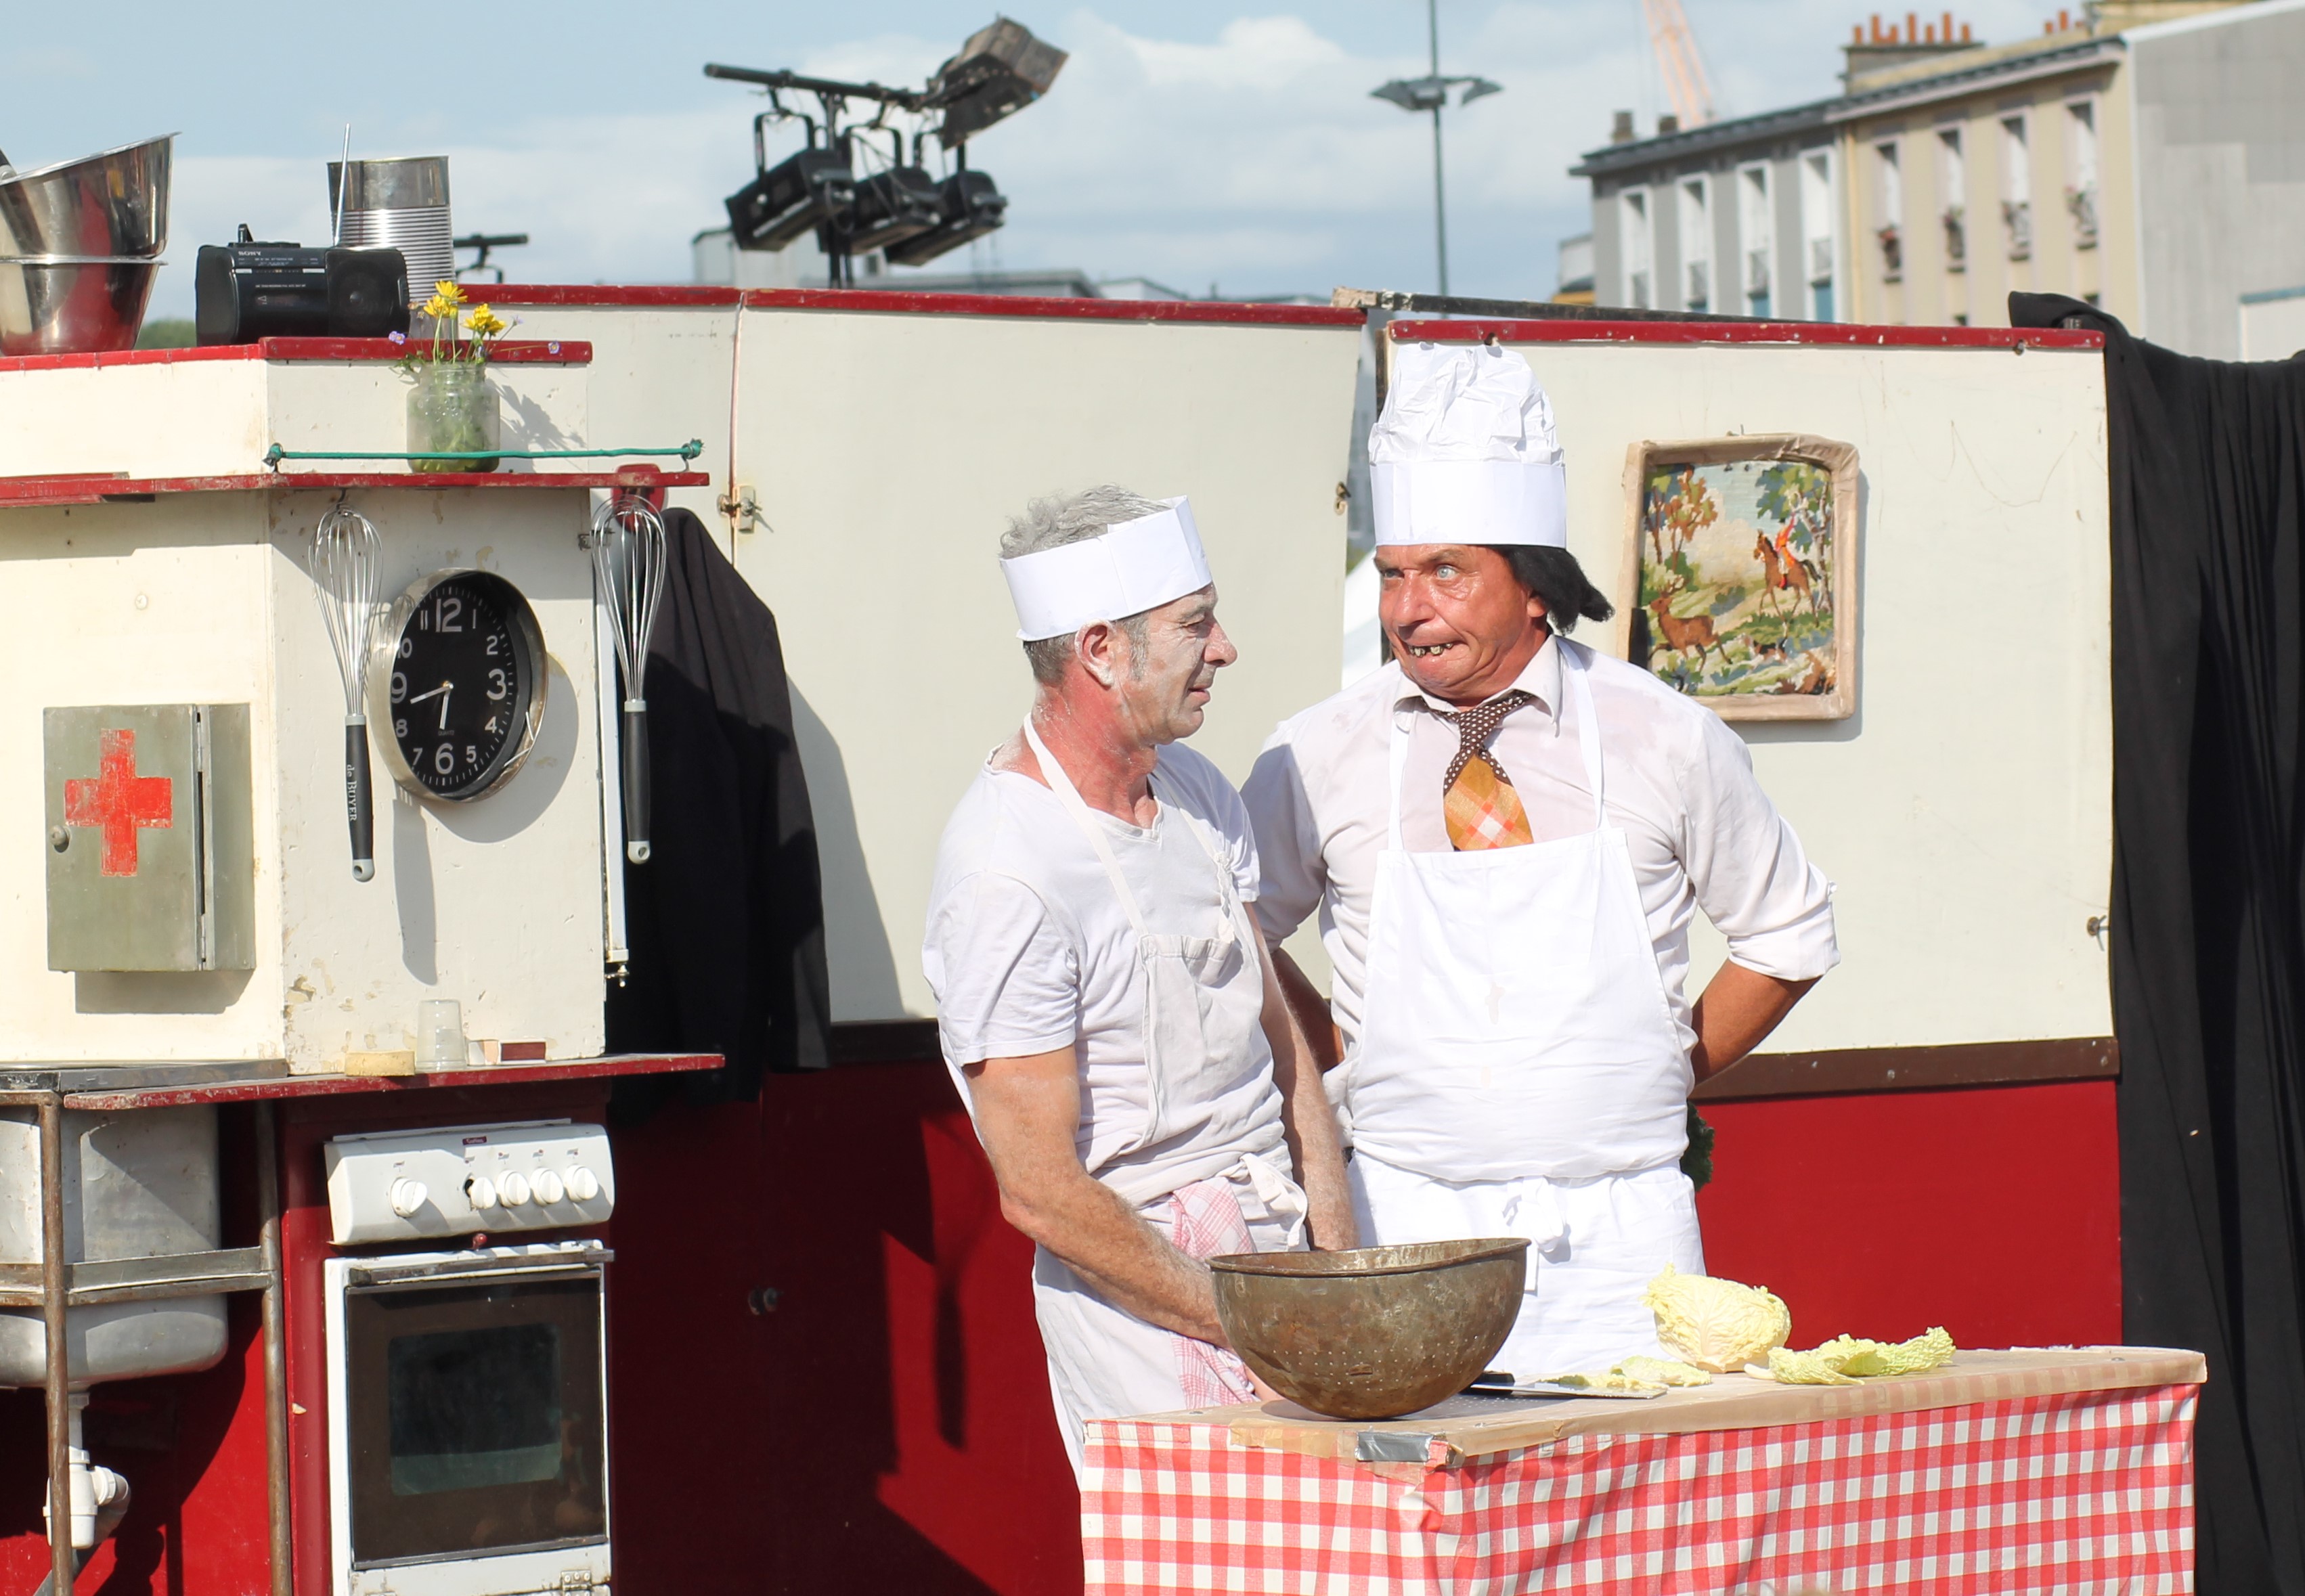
[{"left": 464, "top": 305, "right": 508, "bottom": 339}]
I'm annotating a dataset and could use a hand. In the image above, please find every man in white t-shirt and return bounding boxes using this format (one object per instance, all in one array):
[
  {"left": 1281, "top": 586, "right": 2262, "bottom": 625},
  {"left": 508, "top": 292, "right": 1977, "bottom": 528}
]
[{"left": 923, "top": 485, "right": 1355, "bottom": 1472}]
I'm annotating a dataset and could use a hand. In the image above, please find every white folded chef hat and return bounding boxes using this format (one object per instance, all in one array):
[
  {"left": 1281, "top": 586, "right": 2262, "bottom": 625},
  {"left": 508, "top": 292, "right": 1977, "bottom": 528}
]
[
  {"left": 1000, "top": 496, "right": 1214, "bottom": 642},
  {"left": 1369, "top": 341, "right": 1567, "bottom": 548}
]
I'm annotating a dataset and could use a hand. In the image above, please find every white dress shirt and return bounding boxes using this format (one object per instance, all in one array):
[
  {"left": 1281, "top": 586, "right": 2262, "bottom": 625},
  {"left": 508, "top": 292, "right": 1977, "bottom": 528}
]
[{"left": 1243, "top": 635, "right": 1838, "bottom": 1055}]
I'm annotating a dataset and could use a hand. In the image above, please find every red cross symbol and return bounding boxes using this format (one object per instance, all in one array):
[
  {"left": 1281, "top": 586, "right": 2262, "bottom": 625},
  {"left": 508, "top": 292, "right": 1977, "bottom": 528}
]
[{"left": 64, "top": 729, "right": 174, "bottom": 879}]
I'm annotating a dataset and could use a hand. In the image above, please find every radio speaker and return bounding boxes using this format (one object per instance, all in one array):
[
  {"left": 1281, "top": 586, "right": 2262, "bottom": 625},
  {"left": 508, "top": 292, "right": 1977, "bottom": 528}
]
[{"left": 196, "top": 231, "right": 411, "bottom": 344}]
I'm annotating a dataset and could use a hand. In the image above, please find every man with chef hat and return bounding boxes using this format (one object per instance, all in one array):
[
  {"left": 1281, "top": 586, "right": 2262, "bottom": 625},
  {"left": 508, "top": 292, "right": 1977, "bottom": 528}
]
[
  {"left": 923, "top": 485, "right": 1355, "bottom": 1473},
  {"left": 1243, "top": 343, "right": 1837, "bottom": 1378}
]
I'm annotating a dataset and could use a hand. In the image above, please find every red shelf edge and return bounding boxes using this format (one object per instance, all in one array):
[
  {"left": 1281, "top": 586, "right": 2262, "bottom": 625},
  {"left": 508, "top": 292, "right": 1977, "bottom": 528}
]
[
  {"left": 1388, "top": 317, "right": 2106, "bottom": 351},
  {"left": 58, "top": 1051, "right": 723, "bottom": 1109},
  {"left": 453, "top": 282, "right": 1365, "bottom": 328},
  {"left": 0, "top": 337, "right": 592, "bottom": 376},
  {"left": 0, "top": 468, "right": 711, "bottom": 507}
]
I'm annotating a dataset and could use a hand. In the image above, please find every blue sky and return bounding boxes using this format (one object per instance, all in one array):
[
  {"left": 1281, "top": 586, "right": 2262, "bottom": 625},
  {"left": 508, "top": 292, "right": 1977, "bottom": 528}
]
[{"left": 13, "top": 1, "right": 2061, "bottom": 315}]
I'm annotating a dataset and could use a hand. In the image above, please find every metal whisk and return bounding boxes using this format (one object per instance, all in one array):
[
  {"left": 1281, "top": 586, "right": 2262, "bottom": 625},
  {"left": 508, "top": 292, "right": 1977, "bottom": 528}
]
[
  {"left": 311, "top": 504, "right": 382, "bottom": 881},
  {"left": 590, "top": 493, "right": 668, "bottom": 864}
]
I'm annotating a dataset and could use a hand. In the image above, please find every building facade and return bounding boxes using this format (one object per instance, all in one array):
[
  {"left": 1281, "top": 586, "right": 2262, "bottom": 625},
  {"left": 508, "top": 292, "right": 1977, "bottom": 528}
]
[
  {"left": 1577, "top": 103, "right": 1843, "bottom": 324},
  {"left": 1575, "top": 0, "right": 2305, "bottom": 355}
]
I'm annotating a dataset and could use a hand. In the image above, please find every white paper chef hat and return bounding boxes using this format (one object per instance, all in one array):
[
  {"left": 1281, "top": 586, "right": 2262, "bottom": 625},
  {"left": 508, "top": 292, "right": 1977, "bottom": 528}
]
[
  {"left": 1369, "top": 341, "right": 1567, "bottom": 548},
  {"left": 1000, "top": 497, "right": 1214, "bottom": 642}
]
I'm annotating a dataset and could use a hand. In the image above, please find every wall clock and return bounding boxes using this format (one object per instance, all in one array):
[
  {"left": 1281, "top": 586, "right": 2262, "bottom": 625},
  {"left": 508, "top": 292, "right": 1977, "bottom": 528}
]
[{"left": 370, "top": 569, "right": 548, "bottom": 801}]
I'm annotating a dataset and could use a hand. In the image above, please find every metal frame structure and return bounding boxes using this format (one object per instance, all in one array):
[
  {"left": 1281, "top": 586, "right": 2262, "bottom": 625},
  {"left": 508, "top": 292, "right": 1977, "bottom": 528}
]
[{"left": 0, "top": 1089, "right": 289, "bottom": 1596}]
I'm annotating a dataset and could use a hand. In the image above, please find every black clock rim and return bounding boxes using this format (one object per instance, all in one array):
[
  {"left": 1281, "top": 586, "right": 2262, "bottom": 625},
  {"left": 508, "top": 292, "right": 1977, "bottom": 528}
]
[{"left": 371, "top": 568, "right": 548, "bottom": 803}]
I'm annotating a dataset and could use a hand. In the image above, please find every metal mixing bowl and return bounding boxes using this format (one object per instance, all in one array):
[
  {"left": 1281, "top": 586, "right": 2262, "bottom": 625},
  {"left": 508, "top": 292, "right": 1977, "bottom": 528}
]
[
  {"left": 1210, "top": 1238, "right": 1529, "bottom": 1419},
  {"left": 0, "top": 134, "right": 173, "bottom": 355},
  {"left": 0, "top": 135, "right": 175, "bottom": 259},
  {"left": 0, "top": 259, "right": 162, "bottom": 356}
]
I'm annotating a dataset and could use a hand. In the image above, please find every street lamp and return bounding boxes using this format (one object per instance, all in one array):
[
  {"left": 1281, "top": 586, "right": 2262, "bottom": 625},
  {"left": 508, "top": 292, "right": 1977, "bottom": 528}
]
[{"left": 1371, "top": 0, "right": 1502, "bottom": 297}]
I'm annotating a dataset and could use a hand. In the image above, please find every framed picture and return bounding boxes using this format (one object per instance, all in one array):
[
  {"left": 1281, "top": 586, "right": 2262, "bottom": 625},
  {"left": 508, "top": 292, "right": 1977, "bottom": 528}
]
[{"left": 1612, "top": 434, "right": 1860, "bottom": 721}]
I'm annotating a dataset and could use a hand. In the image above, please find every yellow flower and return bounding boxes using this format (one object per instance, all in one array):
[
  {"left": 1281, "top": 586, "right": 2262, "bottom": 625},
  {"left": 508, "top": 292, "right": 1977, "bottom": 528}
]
[
  {"left": 464, "top": 305, "right": 508, "bottom": 338},
  {"left": 421, "top": 294, "right": 455, "bottom": 319},
  {"left": 433, "top": 280, "right": 467, "bottom": 307}
]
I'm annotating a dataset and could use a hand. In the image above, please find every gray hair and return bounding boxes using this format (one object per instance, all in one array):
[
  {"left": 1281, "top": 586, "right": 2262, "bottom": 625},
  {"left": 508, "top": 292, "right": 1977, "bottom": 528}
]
[{"left": 1003, "top": 485, "right": 1168, "bottom": 684}]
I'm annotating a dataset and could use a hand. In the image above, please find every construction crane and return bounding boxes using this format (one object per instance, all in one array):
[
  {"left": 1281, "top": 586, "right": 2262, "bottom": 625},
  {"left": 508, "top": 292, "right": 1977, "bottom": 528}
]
[{"left": 1642, "top": 0, "right": 1716, "bottom": 128}]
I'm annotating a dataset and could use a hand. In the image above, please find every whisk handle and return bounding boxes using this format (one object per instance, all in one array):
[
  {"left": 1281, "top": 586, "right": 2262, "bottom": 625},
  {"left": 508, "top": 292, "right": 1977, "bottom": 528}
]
[
  {"left": 622, "top": 704, "right": 652, "bottom": 865},
  {"left": 347, "top": 722, "right": 375, "bottom": 882}
]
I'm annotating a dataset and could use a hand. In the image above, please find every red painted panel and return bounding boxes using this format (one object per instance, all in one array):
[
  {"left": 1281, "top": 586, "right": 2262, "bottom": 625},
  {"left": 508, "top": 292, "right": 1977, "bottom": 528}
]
[
  {"left": 1390, "top": 316, "right": 2105, "bottom": 351},
  {"left": 1696, "top": 1080, "right": 2123, "bottom": 1349},
  {"left": 605, "top": 1063, "right": 1080, "bottom": 1595}
]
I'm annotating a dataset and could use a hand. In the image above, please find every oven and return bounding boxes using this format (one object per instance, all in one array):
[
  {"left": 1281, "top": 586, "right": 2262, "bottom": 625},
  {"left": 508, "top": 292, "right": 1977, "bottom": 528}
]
[{"left": 323, "top": 1241, "right": 612, "bottom": 1596}]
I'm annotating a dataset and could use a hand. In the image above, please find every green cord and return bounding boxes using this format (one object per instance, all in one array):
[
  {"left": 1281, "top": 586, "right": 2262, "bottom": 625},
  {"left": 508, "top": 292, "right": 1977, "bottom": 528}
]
[{"left": 263, "top": 441, "right": 703, "bottom": 468}]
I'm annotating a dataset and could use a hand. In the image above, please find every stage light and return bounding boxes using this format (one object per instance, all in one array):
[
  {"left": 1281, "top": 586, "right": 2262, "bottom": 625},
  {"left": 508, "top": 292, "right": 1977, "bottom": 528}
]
[
  {"left": 925, "top": 20, "right": 1068, "bottom": 148},
  {"left": 725, "top": 130, "right": 854, "bottom": 252},
  {"left": 881, "top": 169, "right": 1009, "bottom": 267},
  {"left": 839, "top": 162, "right": 945, "bottom": 254}
]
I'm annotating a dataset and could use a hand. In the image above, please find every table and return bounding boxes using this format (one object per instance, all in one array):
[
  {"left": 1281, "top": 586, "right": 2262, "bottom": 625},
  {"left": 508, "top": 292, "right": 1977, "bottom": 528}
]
[{"left": 1082, "top": 1347, "right": 2201, "bottom": 1594}]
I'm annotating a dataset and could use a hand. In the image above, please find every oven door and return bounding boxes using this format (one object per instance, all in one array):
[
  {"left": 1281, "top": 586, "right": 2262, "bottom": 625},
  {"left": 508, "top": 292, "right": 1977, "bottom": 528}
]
[{"left": 324, "top": 1243, "right": 611, "bottom": 1596}]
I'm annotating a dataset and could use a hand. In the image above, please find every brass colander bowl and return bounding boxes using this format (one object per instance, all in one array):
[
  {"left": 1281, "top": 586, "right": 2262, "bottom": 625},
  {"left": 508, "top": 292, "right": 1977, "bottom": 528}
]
[{"left": 1210, "top": 1238, "right": 1529, "bottom": 1420}]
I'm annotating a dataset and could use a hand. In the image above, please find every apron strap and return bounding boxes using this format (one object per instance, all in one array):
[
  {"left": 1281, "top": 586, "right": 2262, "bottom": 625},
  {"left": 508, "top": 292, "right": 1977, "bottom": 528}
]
[
  {"left": 1562, "top": 640, "right": 1607, "bottom": 829},
  {"left": 1023, "top": 718, "right": 1152, "bottom": 937},
  {"left": 1384, "top": 639, "right": 1610, "bottom": 845},
  {"left": 1020, "top": 719, "right": 1244, "bottom": 944}
]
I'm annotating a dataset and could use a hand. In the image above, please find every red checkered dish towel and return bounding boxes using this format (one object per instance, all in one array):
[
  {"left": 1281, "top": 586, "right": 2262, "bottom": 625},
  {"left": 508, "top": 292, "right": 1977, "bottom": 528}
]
[
  {"left": 1168, "top": 1177, "right": 1263, "bottom": 1409},
  {"left": 1082, "top": 1384, "right": 2198, "bottom": 1595}
]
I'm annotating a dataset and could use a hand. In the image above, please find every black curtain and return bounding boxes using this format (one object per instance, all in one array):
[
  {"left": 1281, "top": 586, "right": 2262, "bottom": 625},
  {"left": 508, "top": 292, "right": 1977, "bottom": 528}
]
[
  {"left": 2013, "top": 292, "right": 2305, "bottom": 1593},
  {"left": 607, "top": 508, "right": 831, "bottom": 1114}
]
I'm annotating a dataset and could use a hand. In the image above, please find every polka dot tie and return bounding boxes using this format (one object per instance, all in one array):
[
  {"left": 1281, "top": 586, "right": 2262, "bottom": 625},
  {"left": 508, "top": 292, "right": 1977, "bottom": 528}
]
[{"left": 1440, "top": 690, "right": 1536, "bottom": 850}]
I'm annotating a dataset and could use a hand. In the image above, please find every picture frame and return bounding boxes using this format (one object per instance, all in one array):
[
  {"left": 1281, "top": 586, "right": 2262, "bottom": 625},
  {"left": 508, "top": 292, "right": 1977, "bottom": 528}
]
[{"left": 1612, "top": 434, "right": 1861, "bottom": 722}]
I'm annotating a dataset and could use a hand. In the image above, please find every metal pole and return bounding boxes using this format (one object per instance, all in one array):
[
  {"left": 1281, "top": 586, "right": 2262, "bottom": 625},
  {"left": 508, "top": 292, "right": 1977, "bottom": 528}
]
[
  {"left": 41, "top": 1093, "right": 74, "bottom": 1596},
  {"left": 257, "top": 1102, "right": 292, "bottom": 1596},
  {"left": 1427, "top": 0, "right": 1450, "bottom": 297}
]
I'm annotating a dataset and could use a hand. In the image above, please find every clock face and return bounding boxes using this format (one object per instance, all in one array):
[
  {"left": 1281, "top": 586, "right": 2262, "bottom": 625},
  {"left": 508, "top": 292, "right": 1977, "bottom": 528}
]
[{"left": 373, "top": 570, "right": 546, "bottom": 801}]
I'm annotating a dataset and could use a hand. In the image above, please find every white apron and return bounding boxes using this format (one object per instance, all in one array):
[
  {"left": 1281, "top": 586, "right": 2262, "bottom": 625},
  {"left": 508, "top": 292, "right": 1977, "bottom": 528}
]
[
  {"left": 1345, "top": 642, "right": 1703, "bottom": 1377},
  {"left": 1018, "top": 722, "right": 1304, "bottom": 1472}
]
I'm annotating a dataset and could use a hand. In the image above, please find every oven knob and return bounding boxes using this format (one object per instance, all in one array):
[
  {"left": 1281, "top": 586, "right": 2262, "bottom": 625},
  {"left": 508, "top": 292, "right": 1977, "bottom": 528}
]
[
  {"left": 566, "top": 1167, "right": 601, "bottom": 1202},
  {"left": 498, "top": 1172, "right": 533, "bottom": 1206},
  {"left": 389, "top": 1178, "right": 429, "bottom": 1218},
  {"left": 532, "top": 1170, "right": 567, "bottom": 1205},
  {"left": 466, "top": 1175, "right": 498, "bottom": 1210}
]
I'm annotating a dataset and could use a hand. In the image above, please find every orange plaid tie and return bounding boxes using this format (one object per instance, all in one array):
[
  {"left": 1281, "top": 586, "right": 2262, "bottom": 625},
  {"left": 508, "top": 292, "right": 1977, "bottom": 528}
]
[{"left": 1440, "top": 691, "right": 1535, "bottom": 850}]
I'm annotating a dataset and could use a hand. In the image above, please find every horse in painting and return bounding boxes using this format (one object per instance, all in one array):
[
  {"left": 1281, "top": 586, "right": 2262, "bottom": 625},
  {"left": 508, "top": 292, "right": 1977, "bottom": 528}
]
[{"left": 1754, "top": 529, "right": 1825, "bottom": 615}]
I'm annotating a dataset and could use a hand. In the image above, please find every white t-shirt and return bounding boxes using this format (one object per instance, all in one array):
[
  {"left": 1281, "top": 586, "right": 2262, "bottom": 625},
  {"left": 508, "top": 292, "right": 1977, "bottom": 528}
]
[{"left": 923, "top": 740, "right": 1286, "bottom": 1199}]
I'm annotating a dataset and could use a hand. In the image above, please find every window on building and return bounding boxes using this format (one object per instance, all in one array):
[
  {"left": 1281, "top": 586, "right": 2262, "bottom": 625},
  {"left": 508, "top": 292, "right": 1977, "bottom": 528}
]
[
  {"left": 1621, "top": 190, "right": 1653, "bottom": 309},
  {"left": 1801, "top": 150, "right": 1837, "bottom": 322},
  {"left": 2066, "top": 100, "right": 2099, "bottom": 248},
  {"left": 1876, "top": 141, "right": 1903, "bottom": 282},
  {"left": 1739, "top": 165, "right": 1773, "bottom": 317},
  {"left": 1679, "top": 177, "right": 1711, "bottom": 312},
  {"left": 1939, "top": 126, "right": 1967, "bottom": 271},
  {"left": 2001, "top": 114, "right": 2032, "bottom": 260}
]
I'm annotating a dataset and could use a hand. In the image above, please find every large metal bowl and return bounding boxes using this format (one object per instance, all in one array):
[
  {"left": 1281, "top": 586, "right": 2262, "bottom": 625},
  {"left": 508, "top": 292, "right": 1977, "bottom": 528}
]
[
  {"left": 1210, "top": 1238, "right": 1529, "bottom": 1419},
  {"left": 0, "top": 259, "right": 162, "bottom": 356},
  {"left": 0, "top": 135, "right": 175, "bottom": 260}
]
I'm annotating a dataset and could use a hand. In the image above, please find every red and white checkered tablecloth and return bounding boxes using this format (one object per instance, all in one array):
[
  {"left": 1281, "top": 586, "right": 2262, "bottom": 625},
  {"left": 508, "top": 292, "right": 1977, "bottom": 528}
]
[{"left": 1082, "top": 1384, "right": 2197, "bottom": 1594}]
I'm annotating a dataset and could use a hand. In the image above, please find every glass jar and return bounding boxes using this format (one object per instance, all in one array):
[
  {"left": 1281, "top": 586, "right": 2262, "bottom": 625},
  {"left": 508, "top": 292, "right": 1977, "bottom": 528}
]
[{"left": 405, "top": 361, "right": 500, "bottom": 474}]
